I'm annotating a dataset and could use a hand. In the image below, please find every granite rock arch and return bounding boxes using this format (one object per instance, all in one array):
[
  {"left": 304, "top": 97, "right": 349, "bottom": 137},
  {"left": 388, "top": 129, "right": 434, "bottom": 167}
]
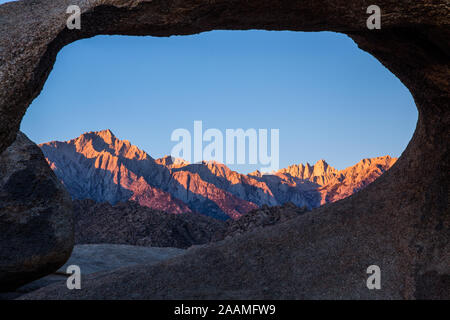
[{"left": 0, "top": 0, "right": 448, "bottom": 298}]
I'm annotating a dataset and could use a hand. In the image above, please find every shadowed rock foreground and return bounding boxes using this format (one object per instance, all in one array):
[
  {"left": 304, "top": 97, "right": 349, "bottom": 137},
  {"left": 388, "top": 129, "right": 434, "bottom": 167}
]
[
  {"left": 0, "top": 0, "right": 448, "bottom": 299},
  {"left": 73, "top": 199, "right": 227, "bottom": 249},
  {"left": 58, "top": 244, "right": 185, "bottom": 275},
  {"left": 73, "top": 200, "right": 308, "bottom": 249},
  {"left": 0, "top": 132, "right": 73, "bottom": 291},
  {"left": 1, "top": 244, "right": 185, "bottom": 299}
]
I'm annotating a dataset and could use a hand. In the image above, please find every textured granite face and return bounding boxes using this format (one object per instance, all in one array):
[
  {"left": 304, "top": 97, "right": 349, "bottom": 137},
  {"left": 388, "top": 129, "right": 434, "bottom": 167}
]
[
  {"left": 1, "top": 244, "right": 185, "bottom": 299},
  {"left": 0, "top": 1, "right": 448, "bottom": 299},
  {"left": 0, "top": 132, "right": 74, "bottom": 291},
  {"left": 73, "top": 199, "right": 227, "bottom": 249},
  {"left": 57, "top": 244, "right": 186, "bottom": 275}
]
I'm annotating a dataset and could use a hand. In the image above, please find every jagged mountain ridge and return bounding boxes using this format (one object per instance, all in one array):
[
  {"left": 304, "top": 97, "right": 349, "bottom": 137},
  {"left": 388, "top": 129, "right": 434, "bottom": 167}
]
[{"left": 39, "top": 130, "right": 397, "bottom": 219}]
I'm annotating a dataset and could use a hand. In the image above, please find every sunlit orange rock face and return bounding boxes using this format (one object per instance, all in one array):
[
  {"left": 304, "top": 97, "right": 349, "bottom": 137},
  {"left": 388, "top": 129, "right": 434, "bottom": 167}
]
[
  {"left": 40, "top": 130, "right": 396, "bottom": 220},
  {"left": 316, "top": 156, "right": 397, "bottom": 204},
  {"left": 39, "top": 130, "right": 257, "bottom": 220},
  {"left": 276, "top": 159, "right": 339, "bottom": 185},
  {"left": 40, "top": 129, "right": 191, "bottom": 215},
  {"left": 271, "top": 156, "right": 397, "bottom": 205}
]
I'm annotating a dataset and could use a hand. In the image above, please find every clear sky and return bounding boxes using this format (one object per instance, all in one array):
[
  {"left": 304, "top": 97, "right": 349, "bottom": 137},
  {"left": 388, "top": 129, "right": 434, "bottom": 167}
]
[{"left": 19, "top": 30, "right": 418, "bottom": 173}]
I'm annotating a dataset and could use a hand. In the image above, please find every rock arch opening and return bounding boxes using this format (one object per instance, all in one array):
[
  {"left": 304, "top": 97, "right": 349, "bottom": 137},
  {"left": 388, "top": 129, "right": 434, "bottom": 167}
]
[
  {"left": 0, "top": 0, "right": 448, "bottom": 299},
  {"left": 20, "top": 30, "right": 417, "bottom": 221}
]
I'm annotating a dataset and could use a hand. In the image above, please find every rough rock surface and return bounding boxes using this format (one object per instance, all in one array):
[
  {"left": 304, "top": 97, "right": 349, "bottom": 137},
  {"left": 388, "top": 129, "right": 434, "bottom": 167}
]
[
  {"left": 1, "top": 0, "right": 449, "bottom": 299},
  {"left": 214, "top": 202, "right": 309, "bottom": 241},
  {"left": 0, "top": 132, "right": 73, "bottom": 291},
  {"left": 73, "top": 199, "right": 305, "bottom": 248},
  {"left": 1, "top": 244, "right": 185, "bottom": 299},
  {"left": 73, "top": 199, "right": 226, "bottom": 249},
  {"left": 57, "top": 244, "right": 185, "bottom": 275}
]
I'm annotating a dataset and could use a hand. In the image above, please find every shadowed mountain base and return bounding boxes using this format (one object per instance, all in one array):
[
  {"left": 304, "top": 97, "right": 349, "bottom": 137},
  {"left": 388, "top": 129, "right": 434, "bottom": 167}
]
[{"left": 73, "top": 199, "right": 227, "bottom": 249}]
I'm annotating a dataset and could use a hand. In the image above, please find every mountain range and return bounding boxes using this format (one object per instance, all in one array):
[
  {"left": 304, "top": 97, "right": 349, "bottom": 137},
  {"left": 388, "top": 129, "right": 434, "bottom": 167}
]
[{"left": 39, "top": 129, "right": 397, "bottom": 220}]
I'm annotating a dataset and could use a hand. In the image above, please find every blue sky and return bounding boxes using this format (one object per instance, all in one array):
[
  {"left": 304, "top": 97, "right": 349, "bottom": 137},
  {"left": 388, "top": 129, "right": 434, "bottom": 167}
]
[{"left": 19, "top": 30, "right": 417, "bottom": 173}]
